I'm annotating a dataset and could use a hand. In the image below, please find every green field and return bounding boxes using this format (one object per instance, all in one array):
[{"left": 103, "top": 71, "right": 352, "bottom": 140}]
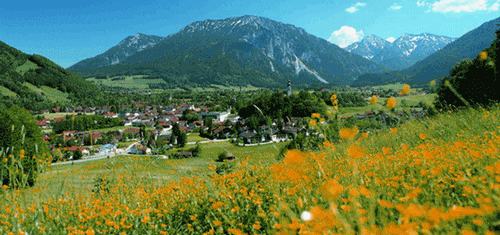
[
  {"left": 20, "top": 141, "right": 286, "bottom": 203},
  {"left": 0, "top": 86, "right": 17, "bottom": 97},
  {"left": 87, "top": 75, "right": 167, "bottom": 89},
  {"left": 372, "top": 82, "right": 406, "bottom": 90},
  {"left": 187, "top": 133, "right": 208, "bottom": 142},
  {"left": 338, "top": 93, "right": 436, "bottom": 117},
  {"left": 42, "top": 112, "right": 95, "bottom": 120}
]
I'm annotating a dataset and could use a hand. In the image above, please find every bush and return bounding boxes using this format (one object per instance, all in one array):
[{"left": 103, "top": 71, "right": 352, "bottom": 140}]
[{"left": 216, "top": 151, "right": 235, "bottom": 162}]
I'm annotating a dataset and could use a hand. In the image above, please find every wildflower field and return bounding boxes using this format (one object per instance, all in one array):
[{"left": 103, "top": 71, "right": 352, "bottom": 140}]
[{"left": 1, "top": 108, "right": 499, "bottom": 234}]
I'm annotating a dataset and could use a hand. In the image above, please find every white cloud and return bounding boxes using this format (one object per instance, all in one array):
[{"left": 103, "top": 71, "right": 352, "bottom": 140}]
[
  {"left": 328, "top": 26, "right": 364, "bottom": 48},
  {"left": 386, "top": 37, "right": 397, "bottom": 43},
  {"left": 417, "top": 0, "right": 430, "bottom": 7},
  {"left": 489, "top": 0, "right": 500, "bottom": 10},
  {"left": 345, "top": 2, "right": 367, "bottom": 13},
  {"left": 417, "top": 0, "right": 500, "bottom": 13},
  {"left": 389, "top": 3, "right": 403, "bottom": 10}
]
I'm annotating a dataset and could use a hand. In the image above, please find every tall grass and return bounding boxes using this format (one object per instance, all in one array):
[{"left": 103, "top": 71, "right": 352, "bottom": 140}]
[{"left": 0, "top": 107, "right": 498, "bottom": 234}]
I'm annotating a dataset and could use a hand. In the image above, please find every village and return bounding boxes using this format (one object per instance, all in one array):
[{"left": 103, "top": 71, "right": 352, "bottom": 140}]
[{"left": 36, "top": 102, "right": 311, "bottom": 163}]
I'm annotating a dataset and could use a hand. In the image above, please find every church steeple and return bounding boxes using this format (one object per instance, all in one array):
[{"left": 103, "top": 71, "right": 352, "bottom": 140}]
[{"left": 287, "top": 80, "right": 292, "bottom": 97}]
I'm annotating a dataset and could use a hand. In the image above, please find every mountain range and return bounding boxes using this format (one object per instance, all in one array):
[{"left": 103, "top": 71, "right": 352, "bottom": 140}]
[
  {"left": 346, "top": 34, "right": 455, "bottom": 70},
  {"left": 68, "top": 15, "right": 500, "bottom": 87},
  {"left": 69, "top": 15, "right": 384, "bottom": 86},
  {"left": 353, "top": 16, "right": 499, "bottom": 86},
  {"left": 70, "top": 33, "right": 163, "bottom": 71}
]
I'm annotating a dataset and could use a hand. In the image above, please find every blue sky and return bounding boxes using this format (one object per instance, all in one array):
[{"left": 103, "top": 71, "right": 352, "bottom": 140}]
[{"left": 1, "top": 0, "right": 498, "bottom": 67}]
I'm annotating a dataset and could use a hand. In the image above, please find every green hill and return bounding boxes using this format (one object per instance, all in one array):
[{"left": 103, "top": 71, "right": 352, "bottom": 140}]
[{"left": 0, "top": 40, "right": 98, "bottom": 110}]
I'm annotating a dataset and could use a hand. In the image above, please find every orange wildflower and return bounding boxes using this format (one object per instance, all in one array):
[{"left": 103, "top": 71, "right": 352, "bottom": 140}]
[
  {"left": 211, "top": 201, "right": 224, "bottom": 210},
  {"left": 382, "top": 147, "right": 391, "bottom": 155},
  {"left": 419, "top": 133, "right": 427, "bottom": 140},
  {"left": 347, "top": 144, "right": 365, "bottom": 158},
  {"left": 339, "top": 127, "right": 359, "bottom": 140},
  {"left": 323, "top": 141, "right": 336, "bottom": 151},
  {"left": 361, "top": 132, "right": 369, "bottom": 139},
  {"left": 141, "top": 215, "right": 150, "bottom": 224},
  {"left": 479, "top": 51, "right": 488, "bottom": 61},
  {"left": 253, "top": 222, "right": 261, "bottom": 230},
  {"left": 390, "top": 127, "right": 398, "bottom": 134},
  {"left": 386, "top": 97, "right": 397, "bottom": 110},
  {"left": 311, "top": 113, "right": 321, "bottom": 119},
  {"left": 227, "top": 228, "right": 245, "bottom": 235},
  {"left": 85, "top": 228, "right": 95, "bottom": 235},
  {"left": 400, "top": 84, "right": 410, "bottom": 96},
  {"left": 378, "top": 200, "right": 394, "bottom": 208},
  {"left": 461, "top": 229, "right": 476, "bottom": 235},
  {"left": 213, "top": 220, "right": 222, "bottom": 227},
  {"left": 320, "top": 179, "right": 344, "bottom": 200},
  {"left": 283, "top": 150, "right": 307, "bottom": 165}
]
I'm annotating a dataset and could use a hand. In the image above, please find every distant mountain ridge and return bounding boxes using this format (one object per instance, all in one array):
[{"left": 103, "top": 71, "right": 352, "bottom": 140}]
[
  {"left": 69, "top": 33, "right": 163, "bottom": 71},
  {"left": 69, "top": 15, "right": 384, "bottom": 87},
  {"left": 346, "top": 33, "right": 455, "bottom": 70},
  {"left": 402, "top": 17, "right": 500, "bottom": 84},
  {"left": 353, "top": 16, "right": 499, "bottom": 86}
]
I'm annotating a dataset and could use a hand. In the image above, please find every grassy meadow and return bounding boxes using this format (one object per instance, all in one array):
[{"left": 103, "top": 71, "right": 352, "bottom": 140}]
[
  {"left": 0, "top": 86, "right": 17, "bottom": 98},
  {"left": 23, "top": 82, "right": 71, "bottom": 104},
  {"left": 86, "top": 76, "right": 167, "bottom": 90},
  {"left": 1, "top": 107, "right": 498, "bottom": 234},
  {"left": 339, "top": 93, "right": 436, "bottom": 117}
]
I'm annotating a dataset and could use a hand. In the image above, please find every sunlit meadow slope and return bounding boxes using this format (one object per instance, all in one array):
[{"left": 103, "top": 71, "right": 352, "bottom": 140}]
[{"left": 0, "top": 107, "right": 499, "bottom": 234}]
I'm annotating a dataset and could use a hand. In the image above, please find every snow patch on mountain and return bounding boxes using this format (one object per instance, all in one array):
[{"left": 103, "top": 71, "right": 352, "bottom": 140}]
[
  {"left": 293, "top": 55, "right": 328, "bottom": 84},
  {"left": 346, "top": 33, "right": 455, "bottom": 70}
]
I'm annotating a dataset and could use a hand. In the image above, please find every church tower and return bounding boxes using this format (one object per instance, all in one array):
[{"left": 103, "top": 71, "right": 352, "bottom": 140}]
[{"left": 287, "top": 80, "right": 292, "bottom": 97}]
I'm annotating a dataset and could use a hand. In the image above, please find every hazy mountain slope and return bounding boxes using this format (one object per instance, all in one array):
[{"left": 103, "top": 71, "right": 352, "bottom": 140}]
[{"left": 69, "top": 33, "right": 163, "bottom": 72}]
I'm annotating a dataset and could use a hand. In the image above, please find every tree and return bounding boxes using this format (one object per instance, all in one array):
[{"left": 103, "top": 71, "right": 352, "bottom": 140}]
[
  {"left": 170, "top": 123, "right": 187, "bottom": 147},
  {"left": 191, "top": 144, "right": 201, "bottom": 157},
  {"left": 177, "top": 133, "right": 187, "bottom": 148},
  {"left": 182, "top": 110, "right": 200, "bottom": 123},
  {"left": 0, "top": 105, "right": 49, "bottom": 187},
  {"left": 73, "top": 150, "right": 83, "bottom": 160}
]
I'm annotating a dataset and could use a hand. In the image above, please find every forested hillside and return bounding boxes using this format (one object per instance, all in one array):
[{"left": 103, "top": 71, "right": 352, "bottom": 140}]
[{"left": 0, "top": 41, "right": 99, "bottom": 110}]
